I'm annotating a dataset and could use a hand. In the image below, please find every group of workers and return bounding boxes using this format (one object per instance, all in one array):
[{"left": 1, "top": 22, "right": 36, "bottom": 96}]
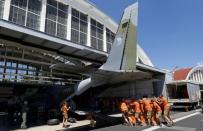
[
  {"left": 60, "top": 95, "right": 174, "bottom": 128},
  {"left": 120, "top": 95, "right": 174, "bottom": 127}
]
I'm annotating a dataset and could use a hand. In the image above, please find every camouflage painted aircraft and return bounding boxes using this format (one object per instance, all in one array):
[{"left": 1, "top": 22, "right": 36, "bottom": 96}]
[
  {"left": 68, "top": 2, "right": 151, "bottom": 98},
  {"left": 51, "top": 2, "right": 152, "bottom": 104}
]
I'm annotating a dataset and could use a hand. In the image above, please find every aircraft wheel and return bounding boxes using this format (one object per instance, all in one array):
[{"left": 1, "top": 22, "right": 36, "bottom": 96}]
[{"left": 47, "top": 119, "right": 60, "bottom": 125}]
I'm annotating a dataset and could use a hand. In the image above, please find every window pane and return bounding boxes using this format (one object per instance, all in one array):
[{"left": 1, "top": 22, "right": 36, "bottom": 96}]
[
  {"left": 0, "top": 61, "right": 5, "bottom": 66},
  {"left": 28, "top": 0, "right": 42, "bottom": 15},
  {"left": 47, "top": 0, "right": 57, "bottom": 7},
  {"left": 58, "top": 2, "right": 68, "bottom": 12},
  {"left": 46, "top": 5, "right": 57, "bottom": 21},
  {"left": 107, "top": 43, "right": 111, "bottom": 53},
  {"left": 80, "top": 21, "right": 87, "bottom": 33},
  {"left": 71, "top": 29, "right": 79, "bottom": 43},
  {"left": 71, "top": 17, "right": 79, "bottom": 30},
  {"left": 80, "top": 13, "right": 87, "bottom": 22},
  {"left": 45, "top": 19, "right": 56, "bottom": 35},
  {"left": 0, "top": 67, "right": 3, "bottom": 79},
  {"left": 26, "top": 12, "right": 40, "bottom": 30},
  {"left": 90, "top": 19, "right": 104, "bottom": 50},
  {"left": 97, "top": 28, "right": 103, "bottom": 39},
  {"left": 58, "top": 10, "right": 67, "bottom": 24},
  {"left": 9, "top": 6, "right": 26, "bottom": 26},
  {"left": 57, "top": 24, "right": 67, "bottom": 38},
  {"left": 97, "top": 39, "right": 103, "bottom": 51},
  {"left": 0, "top": 0, "right": 5, "bottom": 19},
  {"left": 97, "top": 22, "right": 103, "bottom": 29},
  {"left": 106, "top": 28, "right": 115, "bottom": 52},
  {"left": 106, "top": 28, "right": 110, "bottom": 33},
  {"left": 6, "top": 61, "right": 12, "bottom": 67},
  {"left": 106, "top": 32, "right": 111, "bottom": 42},
  {"left": 11, "top": 0, "right": 27, "bottom": 9},
  {"left": 91, "top": 26, "right": 96, "bottom": 37},
  {"left": 72, "top": 9, "right": 79, "bottom": 18},
  {"left": 91, "top": 37, "right": 97, "bottom": 48},
  {"left": 80, "top": 32, "right": 87, "bottom": 45},
  {"left": 91, "top": 19, "right": 96, "bottom": 26},
  {"left": 111, "top": 34, "right": 115, "bottom": 42}
]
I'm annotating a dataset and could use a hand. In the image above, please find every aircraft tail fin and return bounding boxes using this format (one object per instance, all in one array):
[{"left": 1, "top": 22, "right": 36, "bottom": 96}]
[{"left": 101, "top": 2, "right": 138, "bottom": 71}]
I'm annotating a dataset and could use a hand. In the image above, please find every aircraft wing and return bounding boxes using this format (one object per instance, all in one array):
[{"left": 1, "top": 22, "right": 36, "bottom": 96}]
[{"left": 92, "top": 68, "right": 152, "bottom": 85}]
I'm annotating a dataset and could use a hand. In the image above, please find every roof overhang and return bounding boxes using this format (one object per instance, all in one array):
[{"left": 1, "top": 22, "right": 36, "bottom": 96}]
[
  {"left": 166, "top": 80, "right": 199, "bottom": 86},
  {"left": 136, "top": 63, "right": 166, "bottom": 75},
  {"left": 0, "top": 19, "right": 107, "bottom": 64}
]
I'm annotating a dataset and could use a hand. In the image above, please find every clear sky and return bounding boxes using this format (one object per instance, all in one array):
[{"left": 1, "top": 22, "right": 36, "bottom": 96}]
[{"left": 89, "top": 0, "right": 203, "bottom": 70}]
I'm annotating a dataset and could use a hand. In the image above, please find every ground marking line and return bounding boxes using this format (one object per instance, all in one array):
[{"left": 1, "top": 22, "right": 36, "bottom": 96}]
[
  {"left": 142, "top": 111, "right": 200, "bottom": 131},
  {"left": 164, "top": 126, "right": 196, "bottom": 131}
]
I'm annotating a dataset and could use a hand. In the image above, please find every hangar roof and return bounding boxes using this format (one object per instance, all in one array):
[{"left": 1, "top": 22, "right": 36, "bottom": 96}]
[{"left": 173, "top": 68, "right": 192, "bottom": 80}]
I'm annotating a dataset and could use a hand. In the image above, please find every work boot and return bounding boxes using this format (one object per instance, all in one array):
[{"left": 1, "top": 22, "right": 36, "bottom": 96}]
[
  {"left": 141, "top": 123, "right": 147, "bottom": 126},
  {"left": 160, "top": 123, "right": 164, "bottom": 127}
]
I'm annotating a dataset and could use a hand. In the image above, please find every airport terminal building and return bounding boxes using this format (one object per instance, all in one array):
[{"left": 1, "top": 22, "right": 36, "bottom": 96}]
[{"left": 0, "top": 0, "right": 167, "bottom": 127}]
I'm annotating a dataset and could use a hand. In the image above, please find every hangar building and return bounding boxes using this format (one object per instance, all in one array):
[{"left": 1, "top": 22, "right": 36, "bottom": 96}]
[{"left": 0, "top": 0, "right": 166, "bottom": 127}]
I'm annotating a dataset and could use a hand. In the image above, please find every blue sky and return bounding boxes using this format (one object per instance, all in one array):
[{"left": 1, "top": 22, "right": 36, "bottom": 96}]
[{"left": 89, "top": 0, "right": 203, "bottom": 70}]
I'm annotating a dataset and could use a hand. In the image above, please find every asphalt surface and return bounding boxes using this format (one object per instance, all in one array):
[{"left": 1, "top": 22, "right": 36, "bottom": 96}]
[
  {"left": 87, "top": 109, "right": 202, "bottom": 131},
  {"left": 155, "top": 113, "right": 203, "bottom": 131},
  {"left": 12, "top": 109, "right": 202, "bottom": 131}
]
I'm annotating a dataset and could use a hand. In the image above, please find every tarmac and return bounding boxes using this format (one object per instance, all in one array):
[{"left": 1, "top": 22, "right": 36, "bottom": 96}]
[
  {"left": 11, "top": 120, "right": 90, "bottom": 131},
  {"left": 11, "top": 109, "right": 202, "bottom": 131}
]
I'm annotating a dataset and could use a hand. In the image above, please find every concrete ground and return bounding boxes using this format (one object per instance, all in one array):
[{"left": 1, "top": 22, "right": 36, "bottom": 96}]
[
  {"left": 154, "top": 113, "right": 203, "bottom": 131},
  {"left": 11, "top": 109, "right": 201, "bottom": 131},
  {"left": 11, "top": 120, "right": 90, "bottom": 131},
  {"left": 90, "top": 109, "right": 201, "bottom": 131}
]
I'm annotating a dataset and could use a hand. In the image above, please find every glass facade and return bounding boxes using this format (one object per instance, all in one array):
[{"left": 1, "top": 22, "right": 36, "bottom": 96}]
[
  {"left": 91, "top": 19, "right": 104, "bottom": 51},
  {"left": 106, "top": 28, "right": 115, "bottom": 53},
  {"left": 0, "top": 0, "right": 5, "bottom": 19},
  {"left": 9, "top": 0, "right": 42, "bottom": 30},
  {"left": 45, "top": 0, "right": 68, "bottom": 39},
  {"left": 71, "top": 8, "right": 88, "bottom": 45},
  {"left": 0, "top": 60, "right": 37, "bottom": 82},
  {"left": 2, "top": 0, "right": 116, "bottom": 52},
  {"left": 0, "top": 44, "right": 78, "bottom": 84}
]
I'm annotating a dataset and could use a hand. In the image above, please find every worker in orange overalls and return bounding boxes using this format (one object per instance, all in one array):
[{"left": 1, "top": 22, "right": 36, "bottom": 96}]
[
  {"left": 150, "top": 99, "right": 157, "bottom": 126},
  {"left": 127, "top": 110, "right": 136, "bottom": 126},
  {"left": 120, "top": 99, "right": 131, "bottom": 126},
  {"left": 139, "top": 99, "right": 146, "bottom": 126},
  {"left": 61, "top": 101, "right": 70, "bottom": 127},
  {"left": 142, "top": 96, "right": 152, "bottom": 125},
  {"left": 152, "top": 98, "right": 162, "bottom": 126},
  {"left": 131, "top": 100, "right": 141, "bottom": 125},
  {"left": 158, "top": 95, "right": 174, "bottom": 126}
]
